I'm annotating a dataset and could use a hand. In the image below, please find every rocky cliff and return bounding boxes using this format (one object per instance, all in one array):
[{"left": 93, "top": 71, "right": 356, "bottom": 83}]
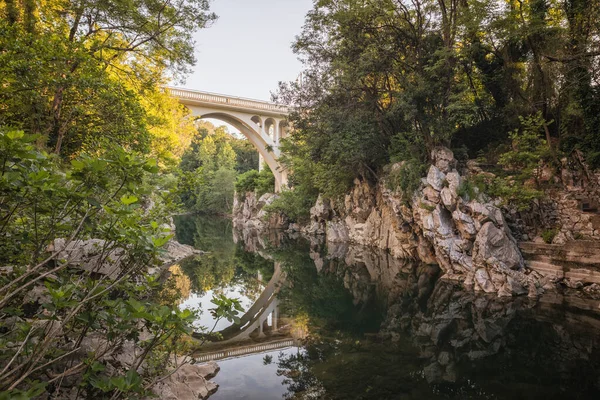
[
  {"left": 232, "top": 191, "right": 288, "bottom": 231},
  {"left": 233, "top": 148, "right": 600, "bottom": 296},
  {"left": 302, "top": 148, "right": 546, "bottom": 296}
]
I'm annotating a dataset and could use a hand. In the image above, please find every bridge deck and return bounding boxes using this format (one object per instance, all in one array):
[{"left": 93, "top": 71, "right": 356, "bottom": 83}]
[{"left": 168, "top": 87, "right": 290, "bottom": 116}]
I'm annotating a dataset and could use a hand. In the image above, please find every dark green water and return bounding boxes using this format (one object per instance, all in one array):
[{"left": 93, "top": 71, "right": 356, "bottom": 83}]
[{"left": 172, "top": 215, "right": 600, "bottom": 400}]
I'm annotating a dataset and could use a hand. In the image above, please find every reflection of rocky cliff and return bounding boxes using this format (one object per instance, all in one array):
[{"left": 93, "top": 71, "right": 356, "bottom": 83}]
[
  {"left": 233, "top": 225, "right": 600, "bottom": 398},
  {"left": 384, "top": 282, "right": 600, "bottom": 395},
  {"left": 323, "top": 241, "right": 600, "bottom": 396}
]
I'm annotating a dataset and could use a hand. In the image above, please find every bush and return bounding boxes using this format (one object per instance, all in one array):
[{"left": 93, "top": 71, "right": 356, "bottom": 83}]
[
  {"left": 542, "top": 228, "right": 559, "bottom": 244},
  {"left": 0, "top": 128, "right": 197, "bottom": 397},
  {"left": 255, "top": 168, "right": 275, "bottom": 196},
  {"left": 387, "top": 160, "right": 428, "bottom": 202},
  {"left": 235, "top": 169, "right": 260, "bottom": 193},
  {"left": 265, "top": 188, "right": 317, "bottom": 223},
  {"left": 235, "top": 168, "right": 275, "bottom": 197}
]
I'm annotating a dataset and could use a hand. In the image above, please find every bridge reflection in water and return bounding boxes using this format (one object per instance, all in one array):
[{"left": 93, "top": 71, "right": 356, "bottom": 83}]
[{"left": 193, "top": 262, "right": 304, "bottom": 362}]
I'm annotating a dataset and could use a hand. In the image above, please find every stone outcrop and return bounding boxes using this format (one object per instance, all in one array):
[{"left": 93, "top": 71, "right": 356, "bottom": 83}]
[
  {"left": 148, "top": 360, "right": 219, "bottom": 400},
  {"left": 231, "top": 148, "right": 600, "bottom": 296},
  {"left": 519, "top": 240, "right": 600, "bottom": 288},
  {"left": 509, "top": 150, "right": 600, "bottom": 243},
  {"left": 309, "top": 148, "right": 545, "bottom": 296},
  {"left": 232, "top": 191, "right": 288, "bottom": 230},
  {"left": 48, "top": 238, "right": 201, "bottom": 278}
]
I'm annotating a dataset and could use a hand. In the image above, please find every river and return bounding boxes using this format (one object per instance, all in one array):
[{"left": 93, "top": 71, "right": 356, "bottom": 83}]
[{"left": 170, "top": 214, "right": 600, "bottom": 400}]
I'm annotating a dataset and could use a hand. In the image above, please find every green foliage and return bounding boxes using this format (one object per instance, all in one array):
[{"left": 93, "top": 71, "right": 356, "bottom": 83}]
[
  {"left": 498, "top": 113, "right": 552, "bottom": 181},
  {"left": 457, "top": 179, "right": 479, "bottom": 202},
  {"left": 209, "top": 294, "right": 244, "bottom": 325},
  {"left": 178, "top": 125, "right": 247, "bottom": 214},
  {"left": 265, "top": 188, "right": 317, "bottom": 223},
  {"left": 484, "top": 177, "right": 544, "bottom": 211},
  {"left": 0, "top": 0, "right": 215, "bottom": 159},
  {"left": 229, "top": 138, "right": 260, "bottom": 174},
  {"left": 387, "top": 160, "right": 428, "bottom": 201},
  {"left": 235, "top": 170, "right": 261, "bottom": 193},
  {"left": 235, "top": 168, "right": 275, "bottom": 198},
  {"left": 542, "top": 228, "right": 559, "bottom": 244},
  {"left": 479, "top": 113, "right": 551, "bottom": 209},
  {"left": 0, "top": 129, "right": 197, "bottom": 397},
  {"left": 255, "top": 168, "right": 276, "bottom": 197},
  {"left": 275, "top": 0, "right": 600, "bottom": 204}
]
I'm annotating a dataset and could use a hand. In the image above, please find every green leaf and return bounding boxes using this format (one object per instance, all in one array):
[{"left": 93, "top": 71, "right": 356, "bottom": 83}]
[
  {"left": 152, "top": 234, "right": 173, "bottom": 248},
  {"left": 70, "top": 160, "right": 85, "bottom": 170},
  {"left": 6, "top": 130, "right": 24, "bottom": 140},
  {"left": 120, "top": 195, "right": 138, "bottom": 205}
]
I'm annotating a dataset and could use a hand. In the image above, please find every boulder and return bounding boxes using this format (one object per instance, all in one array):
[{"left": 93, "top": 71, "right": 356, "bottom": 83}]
[
  {"left": 310, "top": 195, "right": 332, "bottom": 222},
  {"left": 48, "top": 238, "right": 201, "bottom": 278},
  {"left": 432, "top": 206, "right": 454, "bottom": 238},
  {"left": 445, "top": 171, "right": 462, "bottom": 193},
  {"left": 440, "top": 187, "right": 456, "bottom": 210},
  {"left": 452, "top": 210, "right": 477, "bottom": 240},
  {"left": 148, "top": 361, "right": 220, "bottom": 400},
  {"left": 431, "top": 147, "right": 456, "bottom": 174},
  {"left": 424, "top": 186, "right": 441, "bottom": 203},
  {"left": 473, "top": 222, "right": 523, "bottom": 271},
  {"left": 427, "top": 166, "right": 446, "bottom": 191},
  {"left": 474, "top": 268, "right": 496, "bottom": 293}
]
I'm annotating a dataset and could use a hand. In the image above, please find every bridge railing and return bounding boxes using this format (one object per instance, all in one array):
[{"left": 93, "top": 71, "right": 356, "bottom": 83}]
[
  {"left": 195, "top": 339, "right": 296, "bottom": 362},
  {"left": 168, "top": 87, "right": 290, "bottom": 114}
]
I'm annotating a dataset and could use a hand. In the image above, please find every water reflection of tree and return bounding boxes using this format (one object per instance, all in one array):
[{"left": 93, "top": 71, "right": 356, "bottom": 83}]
[
  {"left": 173, "top": 215, "right": 275, "bottom": 299},
  {"left": 276, "top": 278, "right": 600, "bottom": 399},
  {"left": 272, "top": 348, "right": 326, "bottom": 400},
  {"left": 159, "top": 265, "right": 192, "bottom": 305},
  {"left": 273, "top": 338, "right": 431, "bottom": 400},
  {"left": 273, "top": 239, "right": 383, "bottom": 334}
]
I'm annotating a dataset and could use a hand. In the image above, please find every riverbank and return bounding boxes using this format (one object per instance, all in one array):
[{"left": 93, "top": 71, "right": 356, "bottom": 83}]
[
  {"left": 233, "top": 148, "right": 600, "bottom": 297},
  {"left": 170, "top": 214, "right": 600, "bottom": 399}
]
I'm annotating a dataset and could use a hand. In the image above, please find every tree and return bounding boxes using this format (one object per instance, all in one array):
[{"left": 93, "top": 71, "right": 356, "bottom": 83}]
[
  {"left": 275, "top": 0, "right": 600, "bottom": 217},
  {"left": 178, "top": 122, "right": 257, "bottom": 214},
  {"left": 0, "top": 0, "right": 215, "bottom": 157}
]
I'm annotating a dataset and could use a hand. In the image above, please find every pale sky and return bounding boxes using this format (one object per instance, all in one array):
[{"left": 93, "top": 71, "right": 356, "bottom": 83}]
[{"left": 183, "top": 0, "right": 313, "bottom": 102}]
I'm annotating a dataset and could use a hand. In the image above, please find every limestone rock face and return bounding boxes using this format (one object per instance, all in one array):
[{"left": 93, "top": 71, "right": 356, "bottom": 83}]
[
  {"left": 232, "top": 192, "right": 288, "bottom": 231},
  {"left": 303, "top": 146, "right": 542, "bottom": 296},
  {"left": 473, "top": 222, "right": 523, "bottom": 271},
  {"left": 148, "top": 361, "right": 219, "bottom": 400},
  {"left": 311, "top": 195, "right": 332, "bottom": 222},
  {"left": 48, "top": 238, "right": 200, "bottom": 277},
  {"left": 427, "top": 166, "right": 446, "bottom": 191},
  {"left": 431, "top": 147, "right": 457, "bottom": 173}
]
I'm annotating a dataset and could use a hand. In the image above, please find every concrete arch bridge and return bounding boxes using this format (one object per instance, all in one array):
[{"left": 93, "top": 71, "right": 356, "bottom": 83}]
[
  {"left": 169, "top": 87, "right": 290, "bottom": 192},
  {"left": 192, "top": 262, "right": 306, "bottom": 362}
]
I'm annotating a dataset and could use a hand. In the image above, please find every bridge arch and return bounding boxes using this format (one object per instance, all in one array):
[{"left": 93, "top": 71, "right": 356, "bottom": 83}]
[
  {"left": 169, "top": 88, "right": 289, "bottom": 192},
  {"left": 199, "top": 112, "right": 281, "bottom": 183}
]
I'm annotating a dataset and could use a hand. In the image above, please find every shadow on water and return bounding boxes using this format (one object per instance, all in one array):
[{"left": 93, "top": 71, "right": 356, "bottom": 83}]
[{"left": 171, "top": 215, "right": 600, "bottom": 400}]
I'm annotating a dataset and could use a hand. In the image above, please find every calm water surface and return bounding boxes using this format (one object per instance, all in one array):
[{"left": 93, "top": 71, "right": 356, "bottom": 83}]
[{"left": 171, "top": 215, "right": 600, "bottom": 400}]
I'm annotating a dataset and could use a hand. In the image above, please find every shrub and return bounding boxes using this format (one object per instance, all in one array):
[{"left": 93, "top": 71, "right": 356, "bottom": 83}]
[
  {"left": 542, "top": 228, "right": 559, "bottom": 244},
  {"left": 265, "top": 188, "right": 317, "bottom": 223},
  {"left": 235, "top": 169, "right": 260, "bottom": 193},
  {"left": 235, "top": 168, "right": 275, "bottom": 197},
  {"left": 255, "top": 168, "right": 275, "bottom": 197},
  {"left": 387, "top": 160, "right": 428, "bottom": 202},
  {"left": 0, "top": 128, "right": 198, "bottom": 397},
  {"left": 457, "top": 179, "right": 478, "bottom": 201}
]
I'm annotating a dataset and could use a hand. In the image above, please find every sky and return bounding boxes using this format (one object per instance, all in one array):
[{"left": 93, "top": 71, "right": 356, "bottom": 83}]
[{"left": 182, "top": 0, "right": 313, "bottom": 102}]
